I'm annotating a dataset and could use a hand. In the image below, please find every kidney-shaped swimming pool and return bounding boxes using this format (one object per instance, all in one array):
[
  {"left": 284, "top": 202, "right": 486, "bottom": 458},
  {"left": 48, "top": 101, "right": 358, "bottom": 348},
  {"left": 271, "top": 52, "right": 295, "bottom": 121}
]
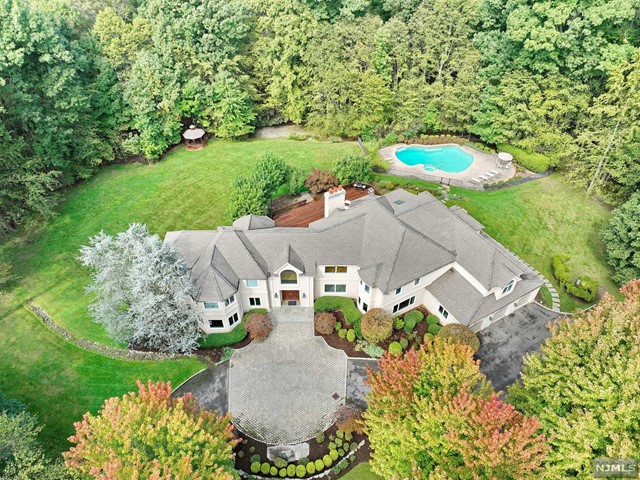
[{"left": 395, "top": 145, "right": 473, "bottom": 173}]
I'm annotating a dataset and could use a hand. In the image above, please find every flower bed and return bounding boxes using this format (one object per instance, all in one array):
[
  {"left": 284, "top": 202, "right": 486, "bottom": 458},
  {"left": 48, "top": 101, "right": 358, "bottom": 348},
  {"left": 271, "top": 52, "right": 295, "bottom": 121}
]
[{"left": 234, "top": 423, "right": 370, "bottom": 479}]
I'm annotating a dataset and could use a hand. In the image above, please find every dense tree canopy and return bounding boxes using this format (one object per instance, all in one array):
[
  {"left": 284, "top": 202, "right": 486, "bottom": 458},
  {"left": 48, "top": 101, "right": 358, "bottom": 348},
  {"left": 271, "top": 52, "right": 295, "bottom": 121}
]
[
  {"left": 1, "top": 0, "right": 639, "bottom": 235},
  {"left": 508, "top": 280, "right": 640, "bottom": 479},
  {"left": 365, "top": 338, "right": 548, "bottom": 479},
  {"left": 602, "top": 192, "right": 640, "bottom": 284}
]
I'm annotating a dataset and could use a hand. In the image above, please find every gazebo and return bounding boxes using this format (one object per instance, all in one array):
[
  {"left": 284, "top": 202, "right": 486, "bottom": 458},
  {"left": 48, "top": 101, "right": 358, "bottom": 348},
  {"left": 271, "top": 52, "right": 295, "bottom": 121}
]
[{"left": 183, "top": 125, "right": 206, "bottom": 151}]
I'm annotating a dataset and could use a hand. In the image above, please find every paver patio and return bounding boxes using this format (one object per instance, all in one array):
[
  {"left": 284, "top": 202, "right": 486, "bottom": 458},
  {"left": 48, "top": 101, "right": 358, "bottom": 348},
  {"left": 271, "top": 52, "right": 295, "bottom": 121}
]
[{"left": 228, "top": 307, "right": 348, "bottom": 444}]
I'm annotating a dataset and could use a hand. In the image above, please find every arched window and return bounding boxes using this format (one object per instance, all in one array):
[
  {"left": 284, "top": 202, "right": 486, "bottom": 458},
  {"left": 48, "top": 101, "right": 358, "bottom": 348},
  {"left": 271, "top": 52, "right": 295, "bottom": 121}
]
[{"left": 281, "top": 270, "right": 298, "bottom": 284}]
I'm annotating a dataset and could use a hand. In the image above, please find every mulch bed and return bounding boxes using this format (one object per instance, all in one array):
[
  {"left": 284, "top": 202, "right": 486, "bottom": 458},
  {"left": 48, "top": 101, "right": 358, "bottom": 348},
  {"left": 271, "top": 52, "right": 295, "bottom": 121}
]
[
  {"left": 316, "top": 306, "right": 433, "bottom": 358},
  {"left": 234, "top": 422, "right": 370, "bottom": 479}
]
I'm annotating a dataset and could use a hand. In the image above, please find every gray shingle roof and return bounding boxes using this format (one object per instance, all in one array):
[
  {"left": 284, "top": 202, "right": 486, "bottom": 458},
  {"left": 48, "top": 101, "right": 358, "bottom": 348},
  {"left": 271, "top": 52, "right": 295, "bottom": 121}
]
[{"left": 165, "top": 190, "right": 540, "bottom": 306}]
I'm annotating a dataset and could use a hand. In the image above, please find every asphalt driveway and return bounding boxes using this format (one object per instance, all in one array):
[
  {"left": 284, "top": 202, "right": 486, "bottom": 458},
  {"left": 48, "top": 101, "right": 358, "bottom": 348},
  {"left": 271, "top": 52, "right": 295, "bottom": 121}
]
[{"left": 476, "top": 303, "right": 562, "bottom": 391}]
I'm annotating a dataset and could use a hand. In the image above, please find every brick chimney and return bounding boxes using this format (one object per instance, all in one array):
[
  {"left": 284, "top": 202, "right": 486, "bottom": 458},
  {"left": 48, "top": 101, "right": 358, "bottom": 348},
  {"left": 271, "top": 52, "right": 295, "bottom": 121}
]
[{"left": 324, "top": 185, "right": 346, "bottom": 218}]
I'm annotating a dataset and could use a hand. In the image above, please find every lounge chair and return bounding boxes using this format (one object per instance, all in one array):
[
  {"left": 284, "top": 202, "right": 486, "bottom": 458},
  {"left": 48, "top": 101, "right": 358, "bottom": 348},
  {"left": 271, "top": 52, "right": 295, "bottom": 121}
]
[
  {"left": 489, "top": 169, "right": 499, "bottom": 175},
  {"left": 479, "top": 175, "right": 489, "bottom": 181},
  {"left": 471, "top": 177, "right": 481, "bottom": 184}
]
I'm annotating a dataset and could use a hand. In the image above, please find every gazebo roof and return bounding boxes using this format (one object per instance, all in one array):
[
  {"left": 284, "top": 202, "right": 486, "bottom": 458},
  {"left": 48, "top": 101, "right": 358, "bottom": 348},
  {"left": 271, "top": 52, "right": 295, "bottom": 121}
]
[
  {"left": 497, "top": 152, "right": 513, "bottom": 162},
  {"left": 183, "top": 125, "right": 205, "bottom": 140}
]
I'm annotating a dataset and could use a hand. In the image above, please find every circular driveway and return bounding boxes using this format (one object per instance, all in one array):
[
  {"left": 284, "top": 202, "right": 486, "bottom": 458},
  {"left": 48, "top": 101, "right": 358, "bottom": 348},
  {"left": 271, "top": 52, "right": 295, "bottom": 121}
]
[{"left": 228, "top": 315, "right": 347, "bottom": 444}]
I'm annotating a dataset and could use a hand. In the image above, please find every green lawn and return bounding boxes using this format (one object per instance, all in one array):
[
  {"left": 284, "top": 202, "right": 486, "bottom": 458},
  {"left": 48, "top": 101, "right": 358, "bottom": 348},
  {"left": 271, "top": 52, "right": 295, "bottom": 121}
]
[
  {"left": 449, "top": 174, "right": 617, "bottom": 311},
  {"left": 0, "top": 293, "right": 203, "bottom": 456},
  {"left": 0, "top": 138, "right": 358, "bottom": 458},
  {"left": 341, "top": 463, "right": 383, "bottom": 480}
]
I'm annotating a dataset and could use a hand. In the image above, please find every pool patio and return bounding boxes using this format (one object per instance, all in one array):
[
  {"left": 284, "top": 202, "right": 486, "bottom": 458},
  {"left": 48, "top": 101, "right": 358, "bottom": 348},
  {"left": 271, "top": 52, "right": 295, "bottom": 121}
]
[{"left": 378, "top": 143, "right": 515, "bottom": 188}]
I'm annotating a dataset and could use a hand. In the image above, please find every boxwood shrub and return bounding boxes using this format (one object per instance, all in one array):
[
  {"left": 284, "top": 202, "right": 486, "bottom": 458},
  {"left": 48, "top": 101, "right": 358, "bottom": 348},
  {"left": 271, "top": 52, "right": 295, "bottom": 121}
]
[
  {"left": 250, "top": 462, "right": 261, "bottom": 474},
  {"left": 403, "top": 310, "right": 423, "bottom": 333},
  {"left": 306, "top": 462, "right": 316, "bottom": 475},
  {"left": 389, "top": 341, "right": 403, "bottom": 356},
  {"left": 346, "top": 329, "right": 356, "bottom": 342},
  {"left": 287, "top": 464, "right": 296, "bottom": 477},
  {"left": 428, "top": 323, "right": 442, "bottom": 335},
  {"left": 279, "top": 468, "right": 287, "bottom": 477},
  {"left": 314, "top": 296, "right": 362, "bottom": 325},
  {"left": 323, "top": 454, "right": 333, "bottom": 467},
  {"left": 426, "top": 314, "right": 439, "bottom": 325},
  {"left": 296, "top": 464, "right": 306, "bottom": 478},
  {"left": 315, "top": 459, "right": 324, "bottom": 472},
  {"left": 270, "top": 466, "right": 278, "bottom": 476},
  {"left": 261, "top": 462, "right": 270, "bottom": 474},
  {"left": 552, "top": 254, "right": 598, "bottom": 302},
  {"left": 400, "top": 337, "right": 409, "bottom": 350}
]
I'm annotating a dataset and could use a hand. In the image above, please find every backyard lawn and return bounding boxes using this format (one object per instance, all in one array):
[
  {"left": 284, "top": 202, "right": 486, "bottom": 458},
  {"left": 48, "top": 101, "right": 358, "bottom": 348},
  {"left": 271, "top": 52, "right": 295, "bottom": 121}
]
[
  {"left": 341, "top": 462, "right": 383, "bottom": 480},
  {"left": 449, "top": 174, "right": 617, "bottom": 311}
]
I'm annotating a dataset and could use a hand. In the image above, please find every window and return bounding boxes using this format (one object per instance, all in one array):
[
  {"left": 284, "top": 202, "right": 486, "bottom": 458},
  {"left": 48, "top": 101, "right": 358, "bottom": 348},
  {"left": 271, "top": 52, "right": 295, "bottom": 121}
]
[
  {"left": 203, "top": 302, "right": 220, "bottom": 309},
  {"left": 362, "top": 302, "right": 368, "bottom": 312},
  {"left": 357, "top": 297, "right": 361, "bottom": 305},
  {"left": 209, "top": 319, "right": 224, "bottom": 328},
  {"left": 224, "top": 295, "right": 236, "bottom": 307},
  {"left": 228, "top": 312, "right": 239, "bottom": 326},
  {"left": 245, "top": 279, "right": 258, "bottom": 288},
  {"left": 438, "top": 305, "right": 449, "bottom": 319},
  {"left": 325, "top": 266, "right": 348, "bottom": 274},
  {"left": 502, "top": 279, "right": 516, "bottom": 295},
  {"left": 324, "top": 284, "right": 347, "bottom": 293},
  {"left": 393, "top": 296, "right": 415, "bottom": 313},
  {"left": 395, "top": 287, "right": 402, "bottom": 295},
  {"left": 281, "top": 270, "right": 298, "bottom": 284},
  {"left": 414, "top": 278, "right": 421, "bottom": 286},
  {"left": 249, "top": 297, "right": 261, "bottom": 306},
  {"left": 364, "top": 283, "right": 371, "bottom": 293}
]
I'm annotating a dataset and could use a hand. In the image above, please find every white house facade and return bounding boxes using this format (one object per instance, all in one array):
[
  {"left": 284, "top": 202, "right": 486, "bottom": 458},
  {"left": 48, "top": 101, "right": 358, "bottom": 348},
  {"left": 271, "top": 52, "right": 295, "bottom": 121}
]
[{"left": 165, "top": 188, "right": 543, "bottom": 334}]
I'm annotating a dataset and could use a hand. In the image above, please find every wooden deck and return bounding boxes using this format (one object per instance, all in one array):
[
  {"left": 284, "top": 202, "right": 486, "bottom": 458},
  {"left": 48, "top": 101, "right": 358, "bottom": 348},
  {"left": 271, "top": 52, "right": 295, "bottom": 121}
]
[{"left": 273, "top": 187, "right": 370, "bottom": 227}]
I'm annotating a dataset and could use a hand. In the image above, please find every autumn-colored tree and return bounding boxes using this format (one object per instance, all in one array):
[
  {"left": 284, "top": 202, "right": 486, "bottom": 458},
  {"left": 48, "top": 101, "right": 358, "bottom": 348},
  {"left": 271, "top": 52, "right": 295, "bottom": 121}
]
[
  {"left": 365, "top": 338, "right": 547, "bottom": 479},
  {"left": 508, "top": 280, "right": 640, "bottom": 479},
  {"left": 64, "top": 380, "right": 239, "bottom": 480}
]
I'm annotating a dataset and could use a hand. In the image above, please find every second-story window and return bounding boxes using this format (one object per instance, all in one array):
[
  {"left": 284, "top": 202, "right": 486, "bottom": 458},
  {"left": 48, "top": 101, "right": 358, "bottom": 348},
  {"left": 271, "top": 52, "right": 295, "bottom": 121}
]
[
  {"left": 245, "top": 279, "right": 258, "bottom": 287},
  {"left": 281, "top": 270, "right": 298, "bottom": 284},
  {"left": 502, "top": 279, "right": 516, "bottom": 295},
  {"left": 224, "top": 295, "right": 236, "bottom": 307},
  {"left": 325, "top": 266, "right": 348, "bottom": 274}
]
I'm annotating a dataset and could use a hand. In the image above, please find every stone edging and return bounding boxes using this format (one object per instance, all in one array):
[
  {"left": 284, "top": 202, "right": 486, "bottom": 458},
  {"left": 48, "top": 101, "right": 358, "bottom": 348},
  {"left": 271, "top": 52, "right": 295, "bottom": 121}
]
[
  {"left": 27, "top": 301, "right": 197, "bottom": 362},
  {"left": 238, "top": 440, "right": 366, "bottom": 479}
]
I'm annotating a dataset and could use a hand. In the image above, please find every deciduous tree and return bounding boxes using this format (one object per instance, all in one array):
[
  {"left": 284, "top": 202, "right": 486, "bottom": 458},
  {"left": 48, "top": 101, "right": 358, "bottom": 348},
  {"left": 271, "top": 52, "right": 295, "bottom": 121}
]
[
  {"left": 64, "top": 380, "right": 239, "bottom": 480},
  {"left": 602, "top": 192, "right": 640, "bottom": 284}
]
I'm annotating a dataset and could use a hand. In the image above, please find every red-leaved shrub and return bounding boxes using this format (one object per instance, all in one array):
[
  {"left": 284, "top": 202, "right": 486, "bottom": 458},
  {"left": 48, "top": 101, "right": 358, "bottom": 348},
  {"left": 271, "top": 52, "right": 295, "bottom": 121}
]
[
  {"left": 245, "top": 313, "right": 273, "bottom": 341},
  {"left": 314, "top": 312, "right": 337, "bottom": 335}
]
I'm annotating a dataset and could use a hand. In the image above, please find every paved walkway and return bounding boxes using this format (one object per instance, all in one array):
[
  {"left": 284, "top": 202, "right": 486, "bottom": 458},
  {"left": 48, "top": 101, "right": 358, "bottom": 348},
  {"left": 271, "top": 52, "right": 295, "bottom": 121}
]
[
  {"left": 228, "top": 307, "right": 348, "bottom": 444},
  {"left": 173, "top": 361, "right": 229, "bottom": 415},
  {"left": 476, "top": 303, "right": 561, "bottom": 391}
]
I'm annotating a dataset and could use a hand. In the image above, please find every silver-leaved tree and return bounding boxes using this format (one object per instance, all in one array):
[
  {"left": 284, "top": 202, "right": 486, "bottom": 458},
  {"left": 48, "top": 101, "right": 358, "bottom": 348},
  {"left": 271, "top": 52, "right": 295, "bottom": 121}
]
[{"left": 79, "top": 223, "right": 200, "bottom": 353}]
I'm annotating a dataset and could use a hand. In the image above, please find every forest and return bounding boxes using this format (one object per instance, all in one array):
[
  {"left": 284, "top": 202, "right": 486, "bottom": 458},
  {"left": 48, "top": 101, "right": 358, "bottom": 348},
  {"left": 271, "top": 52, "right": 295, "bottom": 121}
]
[{"left": 1, "top": 0, "right": 639, "bottom": 237}]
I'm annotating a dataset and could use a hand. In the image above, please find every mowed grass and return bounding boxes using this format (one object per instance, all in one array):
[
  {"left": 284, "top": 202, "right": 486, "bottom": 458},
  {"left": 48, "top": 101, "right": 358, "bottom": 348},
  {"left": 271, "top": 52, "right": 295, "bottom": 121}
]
[
  {"left": 0, "top": 138, "right": 357, "bottom": 457},
  {"left": 341, "top": 463, "right": 383, "bottom": 480},
  {"left": 1, "top": 139, "right": 359, "bottom": 344},
  {"left": 449, "top": 174, "right": 617, "bottom": 311},
  {"left": 0, "top": 293, "right": 203, "bottom": 456}
]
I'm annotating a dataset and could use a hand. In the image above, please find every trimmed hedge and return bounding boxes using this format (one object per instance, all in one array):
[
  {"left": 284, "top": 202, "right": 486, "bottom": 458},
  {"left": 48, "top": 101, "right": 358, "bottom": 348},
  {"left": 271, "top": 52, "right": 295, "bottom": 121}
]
[
  {"left": 426, "top": 314, "right": 440, "bottom": 325},
  {"left": 389, "top": 341, "right": 403, "bottom": 356},
  {"left": 552, "top": 254, "right": 598, "bottom": 302},
  {"left": 437, "top": 324, "right": 480, "bottom": 352},
  {"left": 314, "top": 296, "right": 362, "bottom": 325},
  {"left": 428, "top": 323, "right": 442, "bottom": 335},
  {"left": 197, "top": 308, "right": 267, "bottom": 348},
  {"left": 497, "top": 143, "right": 552, "bottom": 173},
  {"left": 403, "top": 310, "right": 423, "bottom": 333}
]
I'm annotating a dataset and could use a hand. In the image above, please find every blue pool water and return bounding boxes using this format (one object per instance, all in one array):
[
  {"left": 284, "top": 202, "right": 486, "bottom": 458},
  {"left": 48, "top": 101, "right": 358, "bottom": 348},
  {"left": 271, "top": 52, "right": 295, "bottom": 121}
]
[{"left": 395, "top": 145, "right": 473, "bottom": 173}]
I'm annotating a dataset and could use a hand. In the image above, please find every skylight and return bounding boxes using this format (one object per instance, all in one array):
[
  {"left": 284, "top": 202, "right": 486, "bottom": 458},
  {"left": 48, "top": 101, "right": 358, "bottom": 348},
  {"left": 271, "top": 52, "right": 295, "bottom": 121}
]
[{"left": 393, "top": 200, "right": 405, "bottom": 205}]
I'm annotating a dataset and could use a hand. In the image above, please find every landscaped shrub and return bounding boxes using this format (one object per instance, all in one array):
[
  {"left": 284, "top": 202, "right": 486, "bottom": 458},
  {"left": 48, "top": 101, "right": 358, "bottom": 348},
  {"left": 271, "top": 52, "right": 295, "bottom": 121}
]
[
  {"left": 288, "top": 166, "right": 307, "bottom": 195},
  {"left": 226, "top": 175, "right": 269, "bottom": 221},
  {"left": 393, "top": 316, "right": 404, "bottom": 330},
  {"left": 274, "top": 457, "right": 288, "bottom": 469},
  {"left": 296, "top": 464, "right": 306, "bottom": 478},
  {"left": 280, "top": 468, "right": 287, "bottom": 477},
  {"left": 355, "top": 340, "right": 385, "bottom": 358},
  {"left": 335, "top": 438, "right": 343, "bottom": 447},
  {"left": 270, "top": 466, "right": 278, "bottom": 476},
  {"left": 428, "top": 323, "right": 442, "bottom": 335},
  {"left": 335, "top": 321, "right": 342, "bottom": 331},
  {"left": 306, "top": 462, "right": 316, "bottom": 475},
  {"left": 361, "top": 308, "right": 393, "bottom": 344},
  {"left": 552, "top": 254, "right": 598, "bottom": 302},
  {"left": 329, "top": 441, "right": 336, "bottom": 450},
  {"left": 287, "top": 464, "right": 296, "bottom": 477},
  {"left": 250, "top": 462, "right": 261, "bottom": 474},
  {"left": 315, "top": 459, "right": 324, "bottom": 472},
  {"left": 250, "top": 454, "right": 261, "bottom": 464},
  {"left": 345, "top": 432, "right": 353, "bottom": 441},
  {"left": 336, "top": 430, "right": 344, "bottom": 439},
  {"left": 403, "top": 310, "right": 423, "bottom": 333},
  {"left": 304, "top": 168, "right": 339, "bottom": 194},
  {"left": 389, "top": 341, "right": 403, "bottom": 356},
  {"left": 350, "top": 442, "right": 358, "bottom": 452},
  {"left": 496, "top": 143, "right": 552, "bottom": 173},
  {"left": 426, "top": 314, "right": 439, "bottom": 325},
  {"left": 314, "top": 312, "right": 337, "bottom": 335},
  {"left": 334, "top": 405, "right": 364, "bottom": 435},
  {"left": 261, "top": 462, "right": 270, "bottom": 474},
  {"left": 346, "top": 329, "right": 356, "bottom": 342},
  {"left": 332, "top": 154, "right": 373, "bottom": 184},
  {"left": 315, "top": 431, "right": 325, "bottom": 444},
  {"left": 338, "top": 328, "right": 347, "bottom": 339},
  {"left": 338, "top": 448, "right": 345, "bottom": 457},
  {"left": 314, "top": 296, "right": 361, "bottom": 325},
  {"left": 400, "top": 338, "right": 409, "bottom": 350},
  {"left": 245, "top": 313, "right": 273, "bottom": 341},
  {"left": 424, "top": 332, "right": 435, "bottom": 341},
  {"left": 437, "top": 324, "right": 480, "bottom": 353},
  {"left": 323, "top": 455, "right": 333, "bottom": 468}
]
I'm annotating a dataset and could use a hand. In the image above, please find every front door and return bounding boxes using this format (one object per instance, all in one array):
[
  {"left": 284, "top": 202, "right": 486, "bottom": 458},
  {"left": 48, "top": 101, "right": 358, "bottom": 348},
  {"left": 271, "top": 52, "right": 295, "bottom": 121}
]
[{"left": 281, "top": 290, "right": 300, "bottom": 306}]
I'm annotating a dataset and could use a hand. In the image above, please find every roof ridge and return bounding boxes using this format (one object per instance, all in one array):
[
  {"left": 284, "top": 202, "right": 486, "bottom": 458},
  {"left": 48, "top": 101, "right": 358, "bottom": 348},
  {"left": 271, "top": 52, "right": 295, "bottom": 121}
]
[
  {"left": 224, "top": 229, "right": 267, "bottom": 276},
  {"left": 382, "top": 228, "right": 407, "bottom": 293}
]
